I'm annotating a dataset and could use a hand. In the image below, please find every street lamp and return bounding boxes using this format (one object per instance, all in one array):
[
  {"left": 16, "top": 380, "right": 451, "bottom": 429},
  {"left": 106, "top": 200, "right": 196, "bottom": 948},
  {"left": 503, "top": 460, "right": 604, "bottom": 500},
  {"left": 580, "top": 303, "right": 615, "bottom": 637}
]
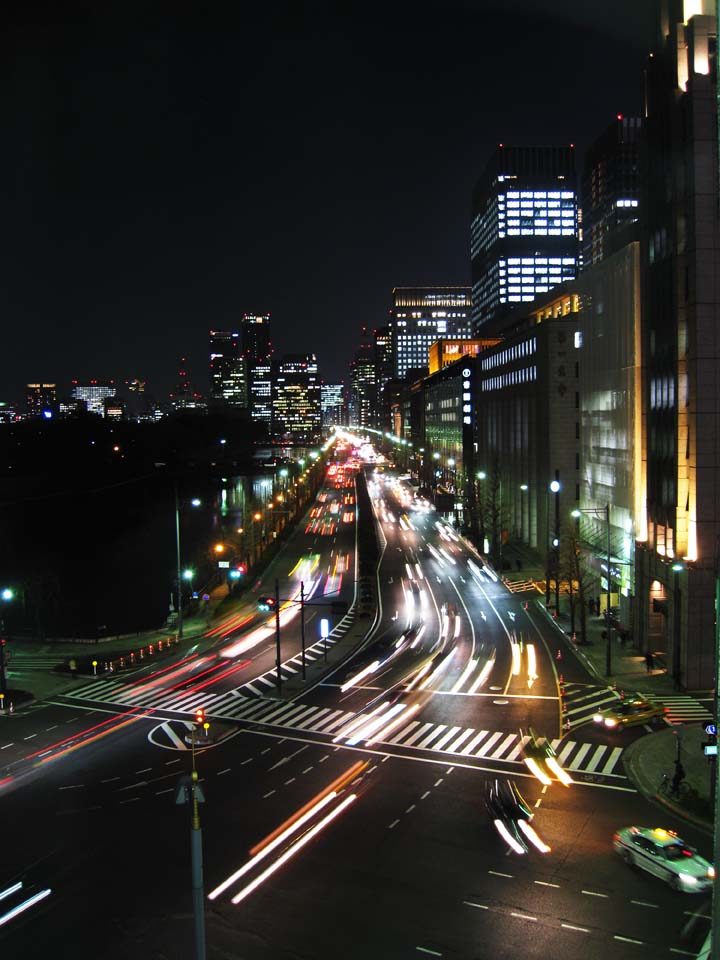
[
  {"left": 548, "top": 476, "right": 561, "bottom": 610},
  {"left": 175, "top": 485, "right": 201, "bottom": 641},
  {"left": 0, "top": 588, "right": 13, "bottom": 705}
]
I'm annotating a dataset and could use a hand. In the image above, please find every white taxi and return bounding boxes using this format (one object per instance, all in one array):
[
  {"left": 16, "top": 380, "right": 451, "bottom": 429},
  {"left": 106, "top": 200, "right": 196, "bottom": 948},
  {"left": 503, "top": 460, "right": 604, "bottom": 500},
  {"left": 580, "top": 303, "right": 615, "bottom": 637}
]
[{"left": 614, "top": 826, "right": 715, "bottom": 892}]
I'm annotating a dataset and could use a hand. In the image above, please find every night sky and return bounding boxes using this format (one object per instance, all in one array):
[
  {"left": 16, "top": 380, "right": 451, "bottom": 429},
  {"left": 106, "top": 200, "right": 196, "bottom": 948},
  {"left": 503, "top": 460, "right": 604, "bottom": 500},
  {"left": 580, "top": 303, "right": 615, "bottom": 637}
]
[{"left": 1, "top": 1, "right": 656, "bottom": 402}]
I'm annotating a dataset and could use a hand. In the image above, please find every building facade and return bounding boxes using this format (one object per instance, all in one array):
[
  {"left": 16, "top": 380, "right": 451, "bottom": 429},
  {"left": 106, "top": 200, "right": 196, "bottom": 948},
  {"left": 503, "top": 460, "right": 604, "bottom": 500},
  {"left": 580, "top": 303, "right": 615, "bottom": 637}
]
[
  {"left": 581, "top": 115, "right": 642, "bottom": 269},
  {"left": 348, "top": 330, "right": 377, "bottom": 430},
  {"left": 25, "top": 383, "right": 57, "bottom": 418},
  {"left": 471, "top": 145, "right": 579, "bottom": 333},
  {"left": 241, "top": 314, "right": 273, "bottom": 431},
  {"left": 209, "top": 330, "right": 248, "bottom": 409},
  {"left": 390, "top": 287, "right": 472, "bottom": 380},
  {"left": 70, "top": 380, "right": 117, "bottom": 416},
  {"left": 272, "top": 354, "right": 321, "bottom": 443},
  {"left": 634, "top": 2, "right": 719, "bottom": 689}
]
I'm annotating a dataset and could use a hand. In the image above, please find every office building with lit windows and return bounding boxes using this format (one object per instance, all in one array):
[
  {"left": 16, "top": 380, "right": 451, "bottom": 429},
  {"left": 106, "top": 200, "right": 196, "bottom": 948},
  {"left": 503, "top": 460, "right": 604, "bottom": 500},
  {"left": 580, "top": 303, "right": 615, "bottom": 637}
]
[
  {"left": 25, "top": 383, "right": 57, "bottom": 418},
  {"left": 209, "top": 330, "right": 248, "bottom": 409},
  {"left": 390, "top": 287, "right": 472, "bottom": 380},
  {"left": 470, "top": 145, "right": 579, "bottom": 333},
  {"left": 242, "top": 314, "right": 273, "bottom": 430},
  {"left": 70, "top": 380, "right": 117, "bottom": 416},
  {"left": 348, "top": 331, "right": 377, "bottom": 429},
  {"left": 320, "top": 383, "right": 346, "bottom": 430},
  {"left": 272, "top": 354, "right": 321, "bottom": 443},
  {"left": 582, "top": 116, "right": 641, "bottom": 269}
]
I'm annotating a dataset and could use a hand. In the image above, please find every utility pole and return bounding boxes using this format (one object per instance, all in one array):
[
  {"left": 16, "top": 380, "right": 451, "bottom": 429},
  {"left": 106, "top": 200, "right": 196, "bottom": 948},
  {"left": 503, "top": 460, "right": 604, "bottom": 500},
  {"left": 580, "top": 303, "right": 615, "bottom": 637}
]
[
  {"left": 175, "top": 479, "right": 184, "bottom": 640},
  {"left": 605, "top": 502, "right": 613, "bottom": 676}
]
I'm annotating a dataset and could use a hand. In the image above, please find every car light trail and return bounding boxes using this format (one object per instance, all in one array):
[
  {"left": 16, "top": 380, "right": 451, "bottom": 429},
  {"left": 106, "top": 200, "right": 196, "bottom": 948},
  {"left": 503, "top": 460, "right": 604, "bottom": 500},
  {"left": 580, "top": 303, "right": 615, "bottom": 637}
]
[
  {"left": 493, "top": 819, "right": 526, "bottom": 855},
  {"left": 469, "top": 656, "right": 494, "bottom": 693},
  {"left": 511, "top": 641, "right": 521, "bottom": 676},
  {"left": 405, "top": 660, "right": 433, "bottom": 691},
  {"left": 0, "top": 883, "right": 23, "bottom": 903},
  {"left": 333, "top": 702, "right": 390, "bottom": 742},
  {"left": 527, "top": 644, "right": 537, "bottom": 689},
  {"left": 452, "top": 658, "right": 478, "bottom": 694},
  {"left": 208, "top": 791, "right": 338, "bottom": 900},
  {"left": 427, "top": 544, "right": 445, "bottom": 566},
  {"left": 0, "top": 888, "right": 51, "bottom": 926},
  {"left": 340, "top": 660, "right": 381, "bottom": 693},
  {"left": 230, "top": 794, "right": 357, "bottom": 905},
  {"left": 544, "top": 757, "right": 573, "bottom": 787},
  {"left": 454, "top": 615, "right": 462, "bottom": 638},
  {"left": 410, "top": 625, "right": 425, "bottom": 649},
  {"left": 419, "top": 648, "right": 457, "bottom": 690},
  {"left": 205, "top": 613, "right": 254, "bottom": 639},
  {"left": 523, "top": 757, "right": 552, "bottom": 786},
  {"left": 518, "top": 820, "right": 551, "bottom": 853},
  {"left": 366, "top": 702, "right": 420, "bottom": 746},
  {"left": 346, "top": 703, "right": 406, "bottom": 745},
  {"left": 415, "top": 563, "right": 424, "bottom": 580},
  {"left": 439, "top": 548, "right": 456, "bottom": 565}
]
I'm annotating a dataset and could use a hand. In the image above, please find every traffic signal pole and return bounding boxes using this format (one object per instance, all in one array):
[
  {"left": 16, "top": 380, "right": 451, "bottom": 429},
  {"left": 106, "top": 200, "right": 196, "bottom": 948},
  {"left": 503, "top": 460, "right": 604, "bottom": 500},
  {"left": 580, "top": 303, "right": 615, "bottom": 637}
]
[
  {"left": 300, "top": 580, "right": 306, "bottom": 681},
  {"left": 189, "top": 723, "right": 206, "bottom": 960},
  {"left": 275, "top": 578, "right": 282, "bottom": 692}
]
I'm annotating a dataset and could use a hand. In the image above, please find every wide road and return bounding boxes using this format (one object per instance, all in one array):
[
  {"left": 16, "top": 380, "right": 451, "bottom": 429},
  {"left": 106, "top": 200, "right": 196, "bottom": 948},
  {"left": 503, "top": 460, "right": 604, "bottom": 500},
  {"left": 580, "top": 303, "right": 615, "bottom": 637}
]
[{"left": 0, "top": 457, "right": 711, "bottom": 958}]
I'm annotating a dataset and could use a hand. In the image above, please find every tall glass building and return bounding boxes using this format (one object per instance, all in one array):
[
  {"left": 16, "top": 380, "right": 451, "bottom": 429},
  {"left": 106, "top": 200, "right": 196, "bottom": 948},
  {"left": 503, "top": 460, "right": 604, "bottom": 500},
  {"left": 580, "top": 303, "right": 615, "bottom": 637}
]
[
  {"left": 272, "top": 354, "right": 321, "bottom": 442},
  {"left": 209, "top": 330, "right": 248, "bottom": 409},
  {"left": 241, "top": 314, "right": 273, "bottom": 430},
  {"left": 471, "top": 145, "right": 579, "bottom": 333}
]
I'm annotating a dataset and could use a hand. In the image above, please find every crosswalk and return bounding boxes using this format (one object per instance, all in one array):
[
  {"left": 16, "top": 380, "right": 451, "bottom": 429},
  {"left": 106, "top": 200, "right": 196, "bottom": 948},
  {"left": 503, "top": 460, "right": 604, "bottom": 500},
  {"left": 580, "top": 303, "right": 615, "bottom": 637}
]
[
  {"left": 62, "top": 672, "right": 626, "bottom": 777},
  {"left": 645, "top": 692, "right": 713, "bottom": 724},
  {"left": 562, "top": 682, "right": 619, "bottom": 729},
  {"left": 7, "top": 653, "right": 63, "bottom": 671}
]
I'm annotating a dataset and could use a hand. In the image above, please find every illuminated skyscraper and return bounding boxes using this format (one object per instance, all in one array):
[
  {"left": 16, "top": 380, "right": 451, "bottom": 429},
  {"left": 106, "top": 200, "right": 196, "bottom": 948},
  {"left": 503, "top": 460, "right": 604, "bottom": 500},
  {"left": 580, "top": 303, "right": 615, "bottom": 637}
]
[
  {"left": 272, "top": 354, "right": 321, "bottom": 442},
  {"left": 471, "top": 145, "right": 579, "bottom": 332},
  {"left": 70, "top": 380, "right": 116, "bottom": 416},
  {"left": 25, "top": 383, "right": 57, "bottom": 418},
  {"left": 209, "top": 330, "right": 247, "bottom": 409},
  {"left": 321, "top": 382, "right": 346, "bottom": 429},
  {"left": 348, "top": 330, "right": 377, "bottom": 428},
  {"left": 241, "top": 314, "right": 273, "bottom": 430},
  {"left": 390, "top": 288, "right": 472, "bottom": 380}
]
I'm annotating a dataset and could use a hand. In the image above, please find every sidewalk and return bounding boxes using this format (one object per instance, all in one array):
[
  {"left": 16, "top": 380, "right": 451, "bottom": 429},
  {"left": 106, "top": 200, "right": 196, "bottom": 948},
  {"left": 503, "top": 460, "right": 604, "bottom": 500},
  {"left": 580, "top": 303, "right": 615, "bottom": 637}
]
[{"left": 501, "top": 541, "right": 714, "bottom": 831}]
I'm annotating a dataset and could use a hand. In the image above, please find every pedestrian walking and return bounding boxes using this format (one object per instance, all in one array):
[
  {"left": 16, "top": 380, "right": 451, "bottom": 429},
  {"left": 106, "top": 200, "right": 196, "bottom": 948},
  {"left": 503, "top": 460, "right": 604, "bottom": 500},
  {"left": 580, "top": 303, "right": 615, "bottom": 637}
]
[
  {"left": 645, "top": 651, "right": 654, "bottom": 673},
  {"left": 69, "top": 657, "right": 77, "bottom": 679}
]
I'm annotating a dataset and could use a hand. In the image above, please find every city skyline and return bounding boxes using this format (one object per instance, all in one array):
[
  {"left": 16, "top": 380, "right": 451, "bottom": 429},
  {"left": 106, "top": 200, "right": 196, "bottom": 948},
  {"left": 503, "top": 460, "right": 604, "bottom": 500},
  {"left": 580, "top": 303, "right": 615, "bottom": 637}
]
[{"left": 0, "top": 2, "right": 653, "bottom": 399}]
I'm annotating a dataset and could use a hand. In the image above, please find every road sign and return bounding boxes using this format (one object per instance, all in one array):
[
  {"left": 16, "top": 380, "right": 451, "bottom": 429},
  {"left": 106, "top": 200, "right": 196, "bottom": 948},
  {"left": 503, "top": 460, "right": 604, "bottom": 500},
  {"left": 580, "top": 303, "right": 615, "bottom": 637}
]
[
  {"left": 320, "top": 618, "right": 329, "bottom": 638},
  {"left": 705, "top": 723, "right": 717, "bottom": 736},
  {"left": 218, "top": 560, "right": 230, "bottom": 569}
]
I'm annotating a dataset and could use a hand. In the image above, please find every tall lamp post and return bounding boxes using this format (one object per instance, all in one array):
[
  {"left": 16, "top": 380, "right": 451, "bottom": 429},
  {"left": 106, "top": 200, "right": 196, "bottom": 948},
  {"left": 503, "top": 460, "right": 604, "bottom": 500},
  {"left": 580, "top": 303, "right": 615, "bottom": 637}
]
[
  {"left": 0, "top": 587, "right": 13, "bottom": 705},
  {"left": 548, "top": 476, "right": 561, "bottom": 609},
  {"left": 174, "top": 483, "right": 201, "bottom": 641}
]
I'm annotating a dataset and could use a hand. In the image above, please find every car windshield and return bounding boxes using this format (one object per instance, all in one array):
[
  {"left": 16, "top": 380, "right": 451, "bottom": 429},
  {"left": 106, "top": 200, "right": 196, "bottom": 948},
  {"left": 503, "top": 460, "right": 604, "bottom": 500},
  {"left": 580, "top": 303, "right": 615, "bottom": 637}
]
[{"left": 664, "top": 843, "right": 694, "bottom": 861}]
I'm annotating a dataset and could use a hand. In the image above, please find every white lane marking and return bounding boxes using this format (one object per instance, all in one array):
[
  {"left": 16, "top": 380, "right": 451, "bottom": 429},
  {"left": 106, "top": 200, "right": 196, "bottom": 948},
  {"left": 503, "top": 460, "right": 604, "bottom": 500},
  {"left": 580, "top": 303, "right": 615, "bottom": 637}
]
[
  {"left": 0, "top": 744, "right": 14, "bottom": 750},
  {"left": 263, "top": 790, "right": 275, "bottom": 798},
  {"left": 581, "top": 889, "right": 608, "bottom": 898},
  {"left": 601, "top": 745, "right": 624, "bottom": 775},
  {"left": 584, "top": 745, "right": 608, "bottom": 772},
  {"left": 165, "top": 758, "right": 181, "bottom": 765},
  {"left": 475, "top": 731, "right": 504, "bottom": 757},
  {"left": 567, "top": 743, "right": 592, "bottom": 770},
  {"left": 135, "top": 767, "right": 152, "bottom": 774},
  {"left": 562, "top": 923, "right": 590, "bottom": 933},
  {"left": 421, "top": 791, "right": 430, "bottom": 799},
  {"left": 120, "top": 797, "right": 141, "bottom": 804},
  {"left": 460, "top": 730, "right": 489, "bottom": 755},
  {"left": 630, "top": 900, "right": 658, "bottom": 908},
  {"left": 614, "top": 936, "right": 643, "bottom": 945},
  {"left": 444, "top": 728, "right": 474, "bottom": 753},
  {"left": 432, "top": 726, "right": 463, "bottom": 752},
  {"left": 489, "top": 733, "right": 516, "bottom": 759},
  {"left": 58, "top": 784, "right": 85, "bottom": 790},
  {"left": 156, "top": 788, "right": 173, "bottom": 795},
  {"left": 23, "top": 734, "right": 37, "bottom": 741},
  {"left": 405, "top": 804, "right": 416, "bottom": 813},
  {"left": 388, "top": 819, "right": 400, "bottom": 829},
  {"left": 534, "top": 880, "right": 559, "bottom": 888},
  {"left": 510, "top": 912, "right": 536, "bottom": 922},
  {"left": 217, "top": 768, "right": 231, "bottom": 776},
  {"left": 463, "top": 901, "right": 488, "bottom": 910},
  {"left": 416, "top": 948, "right": 442, "bottom": 957},
  {"left": 241, "top": 758, "right": 252, "bottom": 766},
  {"left": 401, "top": 723, "right": 434, "bottom": 747},
  {"left": 488, "top": 870, "right": 513, "bottom": 878},
  {"left": 101, "top": 776, "right": 120, "bottom": 784}
]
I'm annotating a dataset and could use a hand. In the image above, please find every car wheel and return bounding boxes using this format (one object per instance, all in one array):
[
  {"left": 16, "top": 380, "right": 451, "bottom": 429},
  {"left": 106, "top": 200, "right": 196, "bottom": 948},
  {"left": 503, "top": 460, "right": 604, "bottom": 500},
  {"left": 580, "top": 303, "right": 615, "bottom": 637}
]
[
  {"left": 668, "top": 875, "right": 682, "bottom": 892},
  {"left": 621, "top": 849, "right": 634, "bottom": 866}
]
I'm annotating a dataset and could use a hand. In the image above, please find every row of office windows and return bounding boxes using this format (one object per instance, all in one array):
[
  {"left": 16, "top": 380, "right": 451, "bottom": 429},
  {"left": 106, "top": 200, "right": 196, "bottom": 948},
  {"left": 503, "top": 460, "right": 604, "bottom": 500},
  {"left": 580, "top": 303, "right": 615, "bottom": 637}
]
[{"left": 482, "top": 366, "right": 537, "bottom": 391}]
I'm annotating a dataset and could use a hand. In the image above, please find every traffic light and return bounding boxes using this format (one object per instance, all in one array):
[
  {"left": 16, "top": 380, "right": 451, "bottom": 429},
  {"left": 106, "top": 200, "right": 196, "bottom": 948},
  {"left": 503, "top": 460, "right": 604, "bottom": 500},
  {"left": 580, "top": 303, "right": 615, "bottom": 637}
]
[
  {"left": 258, "top": 597, "right": 276, "bottom": 612},
  {"left": 195, "top": 707, "right": 205, "bottom": 725}
]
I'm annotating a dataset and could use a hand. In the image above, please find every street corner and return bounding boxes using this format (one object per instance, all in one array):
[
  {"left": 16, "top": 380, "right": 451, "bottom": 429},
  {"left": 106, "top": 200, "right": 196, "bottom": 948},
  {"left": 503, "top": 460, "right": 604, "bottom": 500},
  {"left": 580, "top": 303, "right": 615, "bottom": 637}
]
[{"left": 147, "top": 718, "right": 241, "bottom": 751}]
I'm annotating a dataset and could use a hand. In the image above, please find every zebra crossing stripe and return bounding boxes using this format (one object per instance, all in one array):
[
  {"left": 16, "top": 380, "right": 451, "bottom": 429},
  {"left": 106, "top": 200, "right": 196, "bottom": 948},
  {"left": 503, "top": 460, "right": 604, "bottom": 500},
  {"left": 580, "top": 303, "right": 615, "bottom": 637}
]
[
  {"left": 476, "top": 732, "right": 504, "bottom": 757},
  {"left": 445, "top": 728, "right": 475, "bottom": 753},
  {"left": 282, "top": 664, "right": 298, "bottom": 675},
  {"left": 294, "top": 708, "right": 330, "bottom": 730},
  {"left": 556, "top": 741, "right": 576, "bottom": 765},
  {"left": 243, "top": 683, "right": 264, "bottom": 697},
  {"left": 505, "top": 735, "right": 531, "bottom": 761},
  {"left": 414, "top": 725, "right": 448, "bottom": 750},
  {"left": 256, "top": 675, "right": 275, "bottom": 688},
  {"left": 261, "top": 704, "right": 309, "bottom": 727},
  {"left": 432, "top": 726, "right": 463, "bottom": 752},
  {"left": 322, "top": 712, "right": 358, "bottom": 734},
  {"left": 490, "top": 733, "right": 516, "bottom": 759},
  {"left": 460, "top": 730, "right": 490, "bottom": 755},
  {"left": 386, "top": 720, "right": 421, "bottom": 744},
  {"left": 601, "top": 746, "right": 623, "bottom": 775},
  {"left": 567, "top": 743, "right": 592, "bottom": 770},
  {"left": 567, "top": 694, "right": 616, "bottom": 717},
  {"left": 585, "top": 745, "right": 608, "bottom": 772},
  {"left": 309, "top": 710, "right": 345, "bottom": 732},
  {"left": 402, "top": 723, "right": 435, "bottom": 747}
]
